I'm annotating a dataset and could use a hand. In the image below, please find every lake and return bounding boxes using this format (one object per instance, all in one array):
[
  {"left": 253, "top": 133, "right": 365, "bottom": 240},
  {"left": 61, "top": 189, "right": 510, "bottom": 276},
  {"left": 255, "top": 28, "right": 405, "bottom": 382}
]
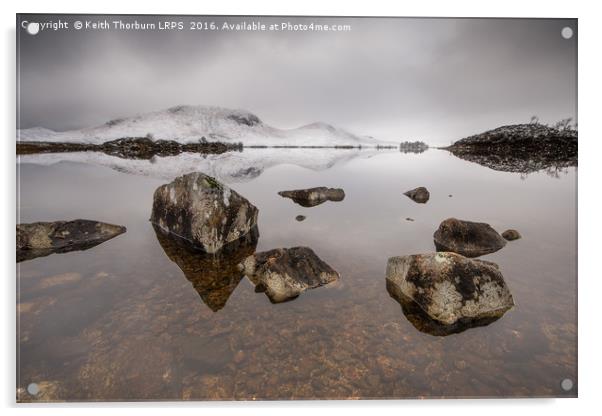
[{"left": 16, "top": 148, "right": 577, "bottom": 400}]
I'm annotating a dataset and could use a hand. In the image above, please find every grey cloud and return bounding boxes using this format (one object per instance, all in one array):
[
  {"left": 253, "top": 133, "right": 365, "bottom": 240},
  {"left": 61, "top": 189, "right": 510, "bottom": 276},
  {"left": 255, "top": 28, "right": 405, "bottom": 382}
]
[{"left": 17, "top": 15, "right": 576, "bottom": 144}]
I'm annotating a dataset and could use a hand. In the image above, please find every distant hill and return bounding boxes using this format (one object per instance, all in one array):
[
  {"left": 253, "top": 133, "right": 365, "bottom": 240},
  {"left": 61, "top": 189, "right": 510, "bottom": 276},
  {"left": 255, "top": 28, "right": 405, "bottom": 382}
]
[{"left": 18, "top": 105, "right": 390, "bottom": 147}]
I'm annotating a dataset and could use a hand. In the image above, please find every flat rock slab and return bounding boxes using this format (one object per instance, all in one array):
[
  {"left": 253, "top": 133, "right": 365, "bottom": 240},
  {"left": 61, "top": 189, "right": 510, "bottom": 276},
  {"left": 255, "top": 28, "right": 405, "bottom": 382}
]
[
  {"left": 404, "top": 187, "right": 430, "bottom": 203},
  {"left": 278, "top": 187, "right": 345, "bottom": 207},
  {"left": 386, "top": 252, "right": 514, "bottom": 326},
  {"left": 242, "top": 246, "right": 340, "bottom": 303},
  {"left": 151, "top": 172, "right": 258, "bottom": 254},
  {"left": 17, "top": 219, "right": 126, "bottom": 262},
  {"left": 433, "top": 217, "right": 506, "bottom": 257}
]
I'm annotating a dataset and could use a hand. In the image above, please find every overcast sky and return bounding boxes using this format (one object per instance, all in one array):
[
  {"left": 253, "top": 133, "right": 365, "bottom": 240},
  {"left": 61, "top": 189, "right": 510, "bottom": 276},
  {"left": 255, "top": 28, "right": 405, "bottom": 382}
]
[{"left": 17, "top": 15, "right": 577, "bottom": 145}]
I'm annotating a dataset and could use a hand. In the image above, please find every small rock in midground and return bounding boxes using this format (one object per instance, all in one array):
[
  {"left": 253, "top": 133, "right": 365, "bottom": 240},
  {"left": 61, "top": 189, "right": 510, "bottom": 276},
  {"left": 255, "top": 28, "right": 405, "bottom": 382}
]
[
  {"left": 433, "top": 217, "right": 506, "bottom": 257},
  {"left": 241, "top": 247, "right": 340, "bottom": 303},
  {"left": 502, "top": 229, "right": 522, "bottom": 241},
  {"left": 404, "top": 187, "right": 430, "bottom": 204},
  {"left": 150, "top": 172, "right": 258, "bottom": 254},
  {"left": 17, "top": 219, "right": 126, "bottom": 262},
  {"left": 278, "top": 187, "right": 345, "bottom": 207},
  {"left": 386, "top": 252, "right": 514, "bottom": 326},
  {"left": 295, "top": 215, "right": 306, "bottom": 222},
  {"left": 406, "top": 218, "right": 414, "bottom": 222}
]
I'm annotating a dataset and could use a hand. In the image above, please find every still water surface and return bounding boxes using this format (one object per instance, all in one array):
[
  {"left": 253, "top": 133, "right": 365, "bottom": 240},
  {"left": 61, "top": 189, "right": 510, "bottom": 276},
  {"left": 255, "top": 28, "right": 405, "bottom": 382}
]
[{"left": 17, "top": 149, "right": 577, "bottom": 400}]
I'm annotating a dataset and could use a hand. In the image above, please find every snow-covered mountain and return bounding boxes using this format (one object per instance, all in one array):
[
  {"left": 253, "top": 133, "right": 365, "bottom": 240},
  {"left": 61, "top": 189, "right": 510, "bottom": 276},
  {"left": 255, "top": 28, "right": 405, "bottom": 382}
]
[{"left": 18, "top": 105, "right": 390, "bottom": 147}]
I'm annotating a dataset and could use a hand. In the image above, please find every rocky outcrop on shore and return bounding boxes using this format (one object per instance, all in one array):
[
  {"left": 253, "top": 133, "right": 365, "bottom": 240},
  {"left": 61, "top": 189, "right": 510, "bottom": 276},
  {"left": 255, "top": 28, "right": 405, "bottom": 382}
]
[
  {"left": 399, "top": 141, "right": 428, "bottom": 154},
  {"left": 386, "top": 252, "right": 514, "bottom": 326},
  {"left": 433, "top": 218, "right": 507, "bottom": 257},
  {"left": 278, "top": 187, "right": 345, "bottom": 207},
  {"left": 444, "top": 123, "right": 577, "bottom": 173},
  {"left": 17, "top": 219, "right": 126, "bottom": 262},
  {"left": 150, "top": 172, "right": 259, "bottom": 254},
  {"left": 17, "top": 137, "right": 242, "bottom": 159},
  {"left": 241, "top": 247, "right": 340, "bottom": 303}
]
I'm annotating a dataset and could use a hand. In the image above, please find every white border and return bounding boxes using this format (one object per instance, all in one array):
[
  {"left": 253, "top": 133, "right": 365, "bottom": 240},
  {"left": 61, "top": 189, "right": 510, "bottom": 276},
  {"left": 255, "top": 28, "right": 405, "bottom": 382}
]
[{"left": 2, "top": 0, "right": 600, "bottom": 414}]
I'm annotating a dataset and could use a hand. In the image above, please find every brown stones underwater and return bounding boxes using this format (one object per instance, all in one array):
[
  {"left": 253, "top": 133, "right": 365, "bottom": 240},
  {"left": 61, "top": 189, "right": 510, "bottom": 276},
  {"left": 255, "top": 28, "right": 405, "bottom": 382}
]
[
  {"left": 150, "top": 172, "right": 259, "bottom": 254},
  {"left": 241, "top": 247, "right": 340, "bottom": 303},
  {"left": 433, "top": 217, "right": 507, "bottom": 258},
  {"left": 403, "top": 187, "right": 430, "bottom": 204},
  {"left": 386, "top": 252, "right": 514, "bottom": 333},
  {"left": 502, "top": 229, "right": 522, "bottom": 241},
  {"left": 17, "top": 220, "right": 126, "bottom": 263},
  {"left": 153, "top": 224, "right": 258, "bottom": 312},
  {"left": 278, "top": 187, "right": 345, "bottom": 207}
]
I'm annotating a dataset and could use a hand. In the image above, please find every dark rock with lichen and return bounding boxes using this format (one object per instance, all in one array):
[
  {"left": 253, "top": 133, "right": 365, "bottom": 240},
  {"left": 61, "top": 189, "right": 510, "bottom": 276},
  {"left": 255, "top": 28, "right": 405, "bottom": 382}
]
[
  {"left": 150, "top": 172, "right": 259, "bottom": 254},
  {"left": 404, "top": 187, "right": 430, "bottom": 204},
  {"left": 17, "top": 219, "right": 126, "bottom": 262},
  {"left": 241, "top": 247, "right": 340, "bottom": 303},
  {"left": 502, "top": 229, "right": 522, "bottom": 241},
  {"left": 153, "top": 224, "right": 258, "bottom": 312},
  {"left": 386, "top": 252, "right": 514, "bottom": 326},
  {"left": 433, "top": 218, "right": 506, "bottom": 257},
  {"left": 278, "top": 187, "right": 345, "bottom": 207},
  {"left": 444, "top": 123, "right": 577, "bottom": 173}
]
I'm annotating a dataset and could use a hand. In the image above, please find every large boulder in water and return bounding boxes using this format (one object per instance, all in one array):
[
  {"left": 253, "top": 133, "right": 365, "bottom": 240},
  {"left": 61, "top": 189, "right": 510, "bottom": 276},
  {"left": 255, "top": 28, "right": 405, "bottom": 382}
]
[
  {"left": 433, "top": 217, "right": 506, "bottom": 257},
  {"left": 241, "top": 247, "right": 340, "bottom": 303},
  {"left": 386, "top": 252, "right": 514, "bottom": 326},
  {"left": 278, "top": 187, "right": 345, "bottom": 207},
  {"left": 150, "top": 172, "right": 258, "bottom": 254},
  {"left": 17, "top": 219, "right": 126, "bottom": 262}
]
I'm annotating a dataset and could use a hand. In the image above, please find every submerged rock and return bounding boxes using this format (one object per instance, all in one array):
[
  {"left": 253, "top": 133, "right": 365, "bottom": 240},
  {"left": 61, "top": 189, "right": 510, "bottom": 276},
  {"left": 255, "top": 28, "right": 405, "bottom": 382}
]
[
  {"left": 153, "top": 224, "right": 258, "bottom": 312},
  {"left": 295, "top": 215, "right": 307, "bottom": 222},
  {"left": 241, "top": 247, "right": 340, "bottom": 303},
  {"left": 150, "top": 172, "right": 258, "bottom": 254},
  {"left": 16, "top": 219, "right": 126, "bottom": 262},
  {"left": 386, "top": 252, "right": 514, "bottom": 326},
  {"left": 502, "top": 229, "right": 522, "bottom": 241},
  {"left": 433, "top": 218, "right": 506, "bottom": 257},
  {"left": 278, "top": 187, "right": 345, "bottom": 207},
  {"left": 404, "top": 187, "right": 430, "bottom": 204}
]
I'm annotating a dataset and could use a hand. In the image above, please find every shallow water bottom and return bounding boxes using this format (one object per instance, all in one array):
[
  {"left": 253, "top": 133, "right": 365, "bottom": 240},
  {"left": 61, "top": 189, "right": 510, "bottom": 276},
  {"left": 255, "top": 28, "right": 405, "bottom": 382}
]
[{"left": 16, "top": 149, "right": 577, "bottom": 401}]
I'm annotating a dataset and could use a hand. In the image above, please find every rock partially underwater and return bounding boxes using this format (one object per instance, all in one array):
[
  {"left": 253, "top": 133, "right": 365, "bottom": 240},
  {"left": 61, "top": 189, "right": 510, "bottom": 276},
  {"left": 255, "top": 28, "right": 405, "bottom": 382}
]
[
  {"left": 433, "top": 218, "right": 506, "bottom": 257},
  {"left": 278, "top": 187, "right": 345, "bottom": 207},
  {"left": 386, "top": 252, "right": 514, "bottom": 327},
  {"left": 153, "top": 224, "right": 258, "bottom": 312},
  {"left": 17, "top": 219, "right": 126, "bottom": 262},
  {"left": 241, "top": 247, "right": 340, "bottom": 303},
  {"left": 502, "top": 229, "right": 522, "bottom": 241},
  {"left": 150, "top": 172, "right": 259, "bottom": 254},
  {"left": 390, "top": 291, "right": 506, "bottom": 336},
  {"left": 403, "top": 186, "right": 430, "bottom": 204}
]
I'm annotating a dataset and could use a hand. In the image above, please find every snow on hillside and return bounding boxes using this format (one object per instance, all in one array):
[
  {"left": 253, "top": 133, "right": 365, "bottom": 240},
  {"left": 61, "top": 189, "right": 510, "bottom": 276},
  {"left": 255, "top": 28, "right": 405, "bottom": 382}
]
[
  {"left": 18, "top": 105, "right": 390, "bottom": 147},
  {"left": 18, "top": 148, "right": 388, "bottom": 183}
]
